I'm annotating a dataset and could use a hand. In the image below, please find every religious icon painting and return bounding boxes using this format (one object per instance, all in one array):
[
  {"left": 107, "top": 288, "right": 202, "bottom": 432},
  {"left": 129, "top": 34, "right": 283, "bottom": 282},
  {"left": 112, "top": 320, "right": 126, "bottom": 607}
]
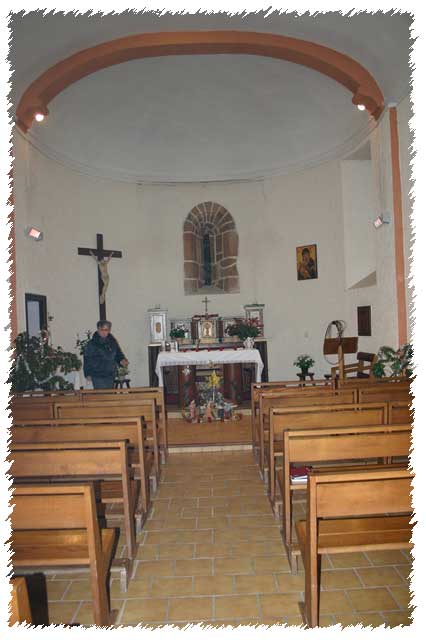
[{"left": 296, "top": 244, "right": 318, "bottom": 281}]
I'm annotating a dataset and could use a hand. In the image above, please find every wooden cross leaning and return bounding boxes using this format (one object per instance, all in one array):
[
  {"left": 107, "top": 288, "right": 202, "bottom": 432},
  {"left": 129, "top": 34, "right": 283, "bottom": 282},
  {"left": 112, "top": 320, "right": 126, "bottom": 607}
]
[{"left": 78, "top": 233, "right": 122, "bottom": 321}]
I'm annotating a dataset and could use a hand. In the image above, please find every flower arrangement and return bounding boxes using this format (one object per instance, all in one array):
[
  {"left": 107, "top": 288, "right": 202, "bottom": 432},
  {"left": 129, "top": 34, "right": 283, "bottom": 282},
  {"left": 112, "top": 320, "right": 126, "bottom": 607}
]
[
  {"left": 170, "top": 327, "right": 186, "bottom": 340},
  {"left": 372, "top": 344, "right": 413, "bottom": 378},
  {"left": 294, "top": 354, "right": 315, "bottom": 374},
  {"left": 226, "top": 318, "right": 260, "bottom": 341}
]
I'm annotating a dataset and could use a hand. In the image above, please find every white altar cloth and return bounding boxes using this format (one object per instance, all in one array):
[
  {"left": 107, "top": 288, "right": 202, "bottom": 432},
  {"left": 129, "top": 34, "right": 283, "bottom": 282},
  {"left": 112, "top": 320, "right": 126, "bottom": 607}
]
[{"left": 155, "top": 348, "right": 264, "bottom": 387}]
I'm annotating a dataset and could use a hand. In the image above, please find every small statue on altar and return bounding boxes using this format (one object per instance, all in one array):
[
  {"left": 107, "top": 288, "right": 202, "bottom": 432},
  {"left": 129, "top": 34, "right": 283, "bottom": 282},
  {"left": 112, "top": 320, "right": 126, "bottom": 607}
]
[
  {"left": 204, "top": 401, "right": 216, "bottom": 423},
  {"left": 189, "top": 399, "right": 198, "bottom": 423},
  {"left": 223, "top": 401, "right": 234, "bottom": 421}
]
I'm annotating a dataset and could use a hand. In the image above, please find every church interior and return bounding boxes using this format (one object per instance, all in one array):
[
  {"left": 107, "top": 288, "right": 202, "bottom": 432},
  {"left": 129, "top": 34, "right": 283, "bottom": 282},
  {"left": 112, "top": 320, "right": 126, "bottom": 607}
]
[{"left": 6, "top": 10, "right": 415, "bottom": 629}]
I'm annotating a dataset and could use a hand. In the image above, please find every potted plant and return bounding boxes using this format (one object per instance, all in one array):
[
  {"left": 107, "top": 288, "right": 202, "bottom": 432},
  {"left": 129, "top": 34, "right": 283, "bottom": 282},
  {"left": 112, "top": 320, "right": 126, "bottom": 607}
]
[
  {"left": 294, "top": 354, "right": 315, "bottom": 376},
  {"left": 116, "top": 363, "right": 130, "bottom": 382},
  {"left": 170, "top": 327, "right": 186, "bottom": 344},
  {"left": 373, "top": 344, "right": 413, "bottom": 378},
  {"left": 225, "top": 318, "right": 260, "bottom": 342}
]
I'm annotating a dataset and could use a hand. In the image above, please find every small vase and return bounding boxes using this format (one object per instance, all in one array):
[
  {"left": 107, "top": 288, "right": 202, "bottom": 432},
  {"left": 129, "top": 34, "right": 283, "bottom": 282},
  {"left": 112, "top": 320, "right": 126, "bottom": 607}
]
[{"left": 244, "top": 337, "right": 255, "bottom": 349}]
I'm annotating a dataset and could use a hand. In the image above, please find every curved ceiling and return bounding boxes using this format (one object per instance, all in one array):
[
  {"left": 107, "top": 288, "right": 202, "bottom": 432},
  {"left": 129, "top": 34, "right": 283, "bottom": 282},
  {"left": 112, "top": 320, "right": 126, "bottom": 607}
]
[{"left": 10, "top": 12, "right": 412, "bottom": 183}]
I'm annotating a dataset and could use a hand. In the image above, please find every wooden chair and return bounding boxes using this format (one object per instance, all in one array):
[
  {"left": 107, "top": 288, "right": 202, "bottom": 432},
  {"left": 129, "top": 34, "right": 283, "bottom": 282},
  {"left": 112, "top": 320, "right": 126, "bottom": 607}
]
[
  {"left": 10, "top": 483, "right": 116, "bottom": 626},
  {"left": 257, "top": 388, "right": 357, "bottom": 478},
  {"left": 296, "top": 467, "right": 413, "bottom": 627},
  {"left": 55, "top": 400, "right": 161, "bottom": 482},
  {"left": 80, "top": 388, "right": 168, "bottom": 462},
  {"left": 331, "top": 351, "right": 377, "bottom": 380},
  {"left": 9, "top": 440, "right": 137, "bottom": 561},
  {"left": 268, "top": 402, "right": 388, "bottom": 506},
  {"left": 9, "top": 577, "right": 32, "bottom": 626},
  {"left": 12, "top": 417, "right": 153, "bottom": 516},
  {"left": 278, "top": 424, "right": 412, "bottom": 571}
]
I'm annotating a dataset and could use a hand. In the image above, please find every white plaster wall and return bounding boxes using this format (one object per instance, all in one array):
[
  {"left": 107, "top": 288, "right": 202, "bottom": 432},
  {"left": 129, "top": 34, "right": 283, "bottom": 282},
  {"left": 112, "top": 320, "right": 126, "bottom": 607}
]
[
  {"left": 340, "top": 160, "right": 376, "bottom": 289},
  {"left": 13, "top": 133, "right": 348, "bottom": 384},
  {"left": 397, "top": 95, "right": 414, "bottom": 341}
]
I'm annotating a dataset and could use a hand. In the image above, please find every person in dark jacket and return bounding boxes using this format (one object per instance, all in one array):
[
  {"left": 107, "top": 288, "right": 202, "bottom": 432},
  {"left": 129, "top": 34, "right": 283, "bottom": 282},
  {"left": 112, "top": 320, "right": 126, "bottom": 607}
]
[{"left": 83, "top": 320, "right": 129, "bottom": 389}]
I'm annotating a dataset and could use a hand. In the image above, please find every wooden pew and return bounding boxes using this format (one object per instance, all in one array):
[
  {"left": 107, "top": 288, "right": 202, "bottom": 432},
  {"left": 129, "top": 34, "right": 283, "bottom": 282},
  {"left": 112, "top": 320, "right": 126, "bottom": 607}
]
[
  {"left": 11, "top": 402, "right": 55, "bottom": 421},
  {"left": 9, "top": 577, "right": 32, "bottom": 626},
  {"left": 55, "top": 400, "right": 161, "bottom": 481},
  {"left": 277, "top": 424, "right": 412, "bottom": 571},
  {"left": 296, "top": 467, "right": 413, "bottom": 627},
  {"left": 11, "top": 417, "right": 153, "bottom": 516},
  {"left": 358, "top": 383, "right": 412, "bottom": 404},
  {"left": 268, "top": 402, "right": 388, "bottom": 505},
  {"left": 80, "top": 388, "right": 168, "bottom": 461},
  {"left": 251, "top": 379, "right": 333, "bottom": 452},
  {"left": 10, "top": 483, "right": 116, "bottom": 626},
  {"left": 9, "top": 441, "right": 137, "bottom": 561},
  {"left": 389, "top": 400, "right": 413, "bottom": 425},
  {"left": 257, "top": 388, "right": 357, "bottom": 477}
]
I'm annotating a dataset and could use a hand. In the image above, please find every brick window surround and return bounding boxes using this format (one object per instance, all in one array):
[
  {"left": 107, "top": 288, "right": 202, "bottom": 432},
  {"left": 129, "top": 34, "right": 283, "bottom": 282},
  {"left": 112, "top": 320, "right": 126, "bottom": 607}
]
[{"left": 183, "top": 202, "right": 240, "bottom": 295}]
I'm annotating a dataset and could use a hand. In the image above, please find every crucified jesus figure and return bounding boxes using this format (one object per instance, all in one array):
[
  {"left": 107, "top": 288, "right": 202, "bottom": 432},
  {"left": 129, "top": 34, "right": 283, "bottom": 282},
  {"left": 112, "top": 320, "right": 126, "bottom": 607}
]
[{"left": 89, "top": 250, "right": 113, "bottom": 305}]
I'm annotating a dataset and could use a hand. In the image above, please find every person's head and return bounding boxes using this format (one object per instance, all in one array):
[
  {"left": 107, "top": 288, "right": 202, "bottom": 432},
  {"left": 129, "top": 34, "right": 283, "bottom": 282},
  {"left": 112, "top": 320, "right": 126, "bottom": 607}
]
[
  {"left": 302, "top": 248, "right": 311, "bottom": 264},
  {"left": 97, "top": 320, "right": 112, "bottom": 337}
]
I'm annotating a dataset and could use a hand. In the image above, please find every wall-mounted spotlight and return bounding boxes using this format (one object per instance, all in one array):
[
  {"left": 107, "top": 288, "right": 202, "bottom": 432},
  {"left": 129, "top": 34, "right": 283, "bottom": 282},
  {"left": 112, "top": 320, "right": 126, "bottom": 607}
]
[
  {"left": 26, "top": 226, "right": 44, "bottom": 241},
  {"left": 373, "top": 213, "right": 391, "bottom": 229},
  {"left": 357, "top": 104, "right": 366, "bottom": 111},
  {"left": 34, "top": 113, "right": 45, "bottom": 122}
]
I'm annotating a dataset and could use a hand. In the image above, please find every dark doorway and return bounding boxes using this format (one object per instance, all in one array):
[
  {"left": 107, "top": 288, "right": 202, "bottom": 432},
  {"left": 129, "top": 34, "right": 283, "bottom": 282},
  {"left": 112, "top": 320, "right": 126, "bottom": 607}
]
[{"left": 25, "top": 293, "right": 47, "bottom": 337}]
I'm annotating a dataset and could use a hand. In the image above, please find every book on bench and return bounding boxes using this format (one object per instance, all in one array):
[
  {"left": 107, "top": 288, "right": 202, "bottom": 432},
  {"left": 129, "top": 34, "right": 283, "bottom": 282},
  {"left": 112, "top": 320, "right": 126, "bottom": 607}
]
[{"left": 290, "top": 466, "right": 311, "bottom": 484}]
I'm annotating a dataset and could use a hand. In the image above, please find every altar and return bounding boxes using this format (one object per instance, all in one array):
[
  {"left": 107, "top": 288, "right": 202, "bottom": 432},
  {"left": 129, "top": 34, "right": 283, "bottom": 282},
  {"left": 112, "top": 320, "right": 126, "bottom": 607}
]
[{"left": 147, "top": 301, "right": 268, "bottom": 407}]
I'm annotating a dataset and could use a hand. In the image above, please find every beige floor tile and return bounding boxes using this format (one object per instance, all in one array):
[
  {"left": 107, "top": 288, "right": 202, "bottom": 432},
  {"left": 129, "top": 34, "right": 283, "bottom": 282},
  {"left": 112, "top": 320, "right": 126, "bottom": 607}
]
[
  {"left": 233, "top": 542, "right": 271, "bottom": 557},
  {"left": 135, "top": 559, "right": 175, "bottom": 578},
  {"left": 357, "top": 566, "right": 405, "bottom": 587},
  {"left": 136, "top": 544, "right": 158, "bottom": 560},
  {"left": 366, "top": 550, "right": 409, "bottom": 565},
  {"left": 235, "top": 574, "right": 277, "bottom": 594},
  {"left": 151, "top": 577, "right": 193, "bottom": 597},
  {"left": 111, "top": 577, "right": 151, "bottom": 599},
  {"left": 193, "top": 575, "right": 234, "bottom": 595},
  {"left": 215, "top": 595, "right": 260, "bottom": 619},
  {"left": 285, "top": 614, "right": 306, "bottom": 626},
  {"left": 319, "top": 614, "right": 337, "bottom": 627},
  {"left": 275, "top": 572, "right": 305, "bottom": 592},
  {"left": 177, "top": 530, "right": 213, "bottom": 544},
  {"left": 254, "top": 555, "right": 291, "bottom": 574},
  {"left": 46, "top": 580, "right": 70, "bottom": 601},
  {"left": 384, "top": 611, "right": 413, "bottom": 627},
  {"left": 144, "top": 530, "right": 179, "bottom": 545},
  {"left": 175, "top": 558, "right": 212, "bottom": 576},
  {"left": 389, "top": 585, "right": 412, "bottom": 609},
  {"left": 162, "top": 517, "right": 197, "bottom": 530},
  {"left": 214, "top": 557, "right": 253, "bottom": 574},
  {"left": 157, "top": 543, "right": 195, "bottom": 559},
  {"left": 48, "top": 602, "right": 80, "bottom": 625},
  {"left": 334, "top": 613, "right": 385, "bottom": 627},
  {"left": 195, "top": 543, "right": 233, "bottom": 558},
  {"left": 182, "top": 508, "right": 213, "bottom": 518},
  {"left": 346, "top": 587, "right": 399, "bottom": 612},
  {"left": 168, "top": 596, "right": 213, "bottom": 622},
  {"left": 260, "top": 593, "right": 301, "bottom": 617},
  {"left": 329, "top": 552, "right": 371, "bottom": 568},
  {"left": 197, "top": 516, "right": 229, "bottom": 529},
  {"left": 121, "top": 598, "right": 168, "bottom": 624},
  {"left": 321, "top": 570, "right": 362, "bottom": 590},
  {"left": 63, "top": 580, "right": 92, "bottom": 601},
  {"left": 395, "top": 564, "right": 413, "bottom": 580},
  {"left": 319, "top": 590, "right": 353, "bottom": 614}
]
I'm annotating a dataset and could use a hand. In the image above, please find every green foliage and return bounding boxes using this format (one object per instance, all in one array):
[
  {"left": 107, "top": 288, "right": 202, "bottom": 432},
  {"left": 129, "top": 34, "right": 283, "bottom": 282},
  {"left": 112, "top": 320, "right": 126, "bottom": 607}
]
[
  {"left": 9, "top": 332, "right": 81, "bottom": 392},
  {"left": 75, "top": 330, "right": 93, "bottom": 357},
  {"left": 293, "top": 354, "right": 315, "bottom": 371},
  {"left": 374, "top": 343, "right": 414, "bottom": 378},
  {"left": 170, "top": 327, "right": 186, "bottom": 339},
  {"left": 116, "top": 364, "right": 129, "bottom": 380},
  {"left": 226, "top": 318, "right": 260, "bottom": 340}
]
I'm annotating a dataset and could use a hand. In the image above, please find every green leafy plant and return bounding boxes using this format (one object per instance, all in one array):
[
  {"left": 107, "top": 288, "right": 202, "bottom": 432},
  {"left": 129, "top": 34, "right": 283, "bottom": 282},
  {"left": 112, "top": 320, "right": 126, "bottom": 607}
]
[
  {"left": 293, "top": 354, "right": 315, "bottom": 373},
  {"left": 226, "top": 318, "right": 260, "bottom": 341},
  {"left": 116, "top": 364, "right": 129, "bottom": 380},
  {"left": 373, "top": 344, "right": 413, "bottom": 378},
  {"left": 170, "top": 327, "right": 186, "bottom": 339},
  {"left": 76, "top": 330, "right": 93, "bottom": 357},
  {"left": 9, "top": 331, "right": 81, "bottom": 392}
]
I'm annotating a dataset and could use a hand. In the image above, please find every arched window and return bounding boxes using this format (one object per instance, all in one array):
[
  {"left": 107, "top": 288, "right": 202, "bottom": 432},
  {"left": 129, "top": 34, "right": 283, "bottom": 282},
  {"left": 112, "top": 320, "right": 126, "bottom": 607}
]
[{"left": 183, "top": 202, "right": 240, "bottom": 295}]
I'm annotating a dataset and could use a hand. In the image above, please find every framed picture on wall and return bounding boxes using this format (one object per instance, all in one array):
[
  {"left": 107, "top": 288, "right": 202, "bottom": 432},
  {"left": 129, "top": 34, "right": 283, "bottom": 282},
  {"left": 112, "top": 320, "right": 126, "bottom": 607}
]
[
  {"left": 357, "top": 305, "right": 372, "bottom": 336},
  {"left": 296, "top": 244, "right": 318, "bottom": 281}
]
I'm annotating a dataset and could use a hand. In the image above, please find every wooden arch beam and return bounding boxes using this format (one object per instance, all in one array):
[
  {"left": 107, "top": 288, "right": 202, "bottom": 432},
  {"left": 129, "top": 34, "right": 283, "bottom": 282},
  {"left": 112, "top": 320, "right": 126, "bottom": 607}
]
[{"left": 16, "top": 30, "right": 384, "bottom": 132}]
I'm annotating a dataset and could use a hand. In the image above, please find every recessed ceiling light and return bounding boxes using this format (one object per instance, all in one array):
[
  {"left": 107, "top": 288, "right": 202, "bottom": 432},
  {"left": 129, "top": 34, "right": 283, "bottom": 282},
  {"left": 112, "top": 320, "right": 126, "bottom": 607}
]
[
  {"left": 357, "top": 104, "right": 366, "bottom": 111},
  {"left": 34, "top": 112, "right": 45, "bottom": 122}
]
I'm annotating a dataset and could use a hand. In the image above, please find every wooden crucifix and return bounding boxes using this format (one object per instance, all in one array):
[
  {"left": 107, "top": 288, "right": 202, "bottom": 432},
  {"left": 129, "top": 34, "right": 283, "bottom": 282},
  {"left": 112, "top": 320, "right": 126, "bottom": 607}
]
[
  {"left": 78, "top": 233, "right": 122, "bottom": 321},
  {"left": 202, "top": 296, "right": 211, "bottom": 317}
]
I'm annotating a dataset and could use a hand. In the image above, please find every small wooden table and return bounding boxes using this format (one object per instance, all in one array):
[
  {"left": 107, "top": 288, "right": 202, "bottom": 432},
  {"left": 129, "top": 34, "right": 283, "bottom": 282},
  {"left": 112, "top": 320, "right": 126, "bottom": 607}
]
[
  {"left": 114, "top": 378, "right": 131, "bottom": 389},
  {"left": 297, "top": 371, "right": 315, "bottom": 382}
]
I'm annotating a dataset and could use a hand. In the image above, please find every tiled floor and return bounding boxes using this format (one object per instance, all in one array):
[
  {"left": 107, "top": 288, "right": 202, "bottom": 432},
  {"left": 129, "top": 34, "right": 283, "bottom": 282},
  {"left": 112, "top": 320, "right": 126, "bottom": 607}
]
[{"left": 44, "top": 451, "right": 413, "bottom": 627}]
